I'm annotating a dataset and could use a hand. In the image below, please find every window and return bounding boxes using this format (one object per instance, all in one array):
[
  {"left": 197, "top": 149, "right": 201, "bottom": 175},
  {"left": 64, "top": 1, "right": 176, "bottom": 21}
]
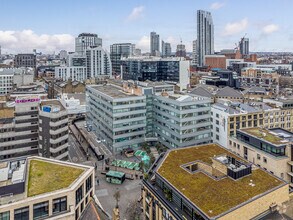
[
  {"left": 14, "top": 207, "right": 29, "bottom": 220},
  {"left": 216, "top": 120, "right": 219, "bottom": 125},
  {"left": 216, "top": 127, "right": 219, "bottom": 132},
  {"left": 76, "top": 185, "right": 83, "bottom": 205},
  {"left": 263, "top": 157, "right": 267, "bottom": 163},
  {"left": 216, "top": 135, "right": 219, "bottom": 140},
  {"left": 53, "top": 197, "right": 67, "bottom": 214},
  {"left": 33, "top": 201, "right": 49, "bottom": 219},
  {"left": 86, "top": 175, "right": 92, "bottom": 193},
  {"left": 216, "top": 113, "right": 219, "bottom": 118},
  {"left": 281, "top": 173, "right": 284, "bottom": 179},
  {"left": 257, "top": 154, "right": 261, "bottom": 160},
  {"left": 0, "top": 211, "right": 10, "bottom": 220},
  {"left": 237, "top": 144, "right": 240, "bottom": 149}
]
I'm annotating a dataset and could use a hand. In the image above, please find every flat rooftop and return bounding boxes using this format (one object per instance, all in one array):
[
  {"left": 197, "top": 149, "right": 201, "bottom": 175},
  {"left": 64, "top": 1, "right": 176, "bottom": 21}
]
[
  {"left": 90, "top": 85, "right": 137, "bottom": 99},
  {"left": 40, "top": 100, "right": 65, "bottom": 111},
  {"left": 239, "top": 128, "right": 291, "bottom": 145},
  {"left": 157, "top": 144, "right": 285, "bottom": 218}
]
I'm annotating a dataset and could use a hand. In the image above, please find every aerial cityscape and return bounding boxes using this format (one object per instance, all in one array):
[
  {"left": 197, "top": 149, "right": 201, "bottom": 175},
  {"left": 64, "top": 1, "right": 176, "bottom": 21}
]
[{"left": 1, "top": 0, "right": 293, "bottom": 220}]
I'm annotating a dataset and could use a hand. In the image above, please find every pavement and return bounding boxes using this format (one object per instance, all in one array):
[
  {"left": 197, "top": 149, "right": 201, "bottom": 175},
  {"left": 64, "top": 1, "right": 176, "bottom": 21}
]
[
  {"left": 95, "top": 171, "right": 143, "bottom": 220},
  {"left": 68, "top": 120, "right": 143, "bottom": 219}
]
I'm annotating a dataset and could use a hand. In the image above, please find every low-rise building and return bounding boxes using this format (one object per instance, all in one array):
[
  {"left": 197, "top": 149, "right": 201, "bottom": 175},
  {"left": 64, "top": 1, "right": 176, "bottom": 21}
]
[
  {"left": 229, "top": 128, "right": 293, "bottom": 187},
  {"left": 240, "top": 68, "right": 280, "bottom": 94},
  {"left": 0, "top": 156, "right": 105, "bottom": 220},
  {"left": 211, "top": 100, "right": 293, "bottom": 148},
  {"left": 142, "top": 143, "right": 289, "bottom": 220}
]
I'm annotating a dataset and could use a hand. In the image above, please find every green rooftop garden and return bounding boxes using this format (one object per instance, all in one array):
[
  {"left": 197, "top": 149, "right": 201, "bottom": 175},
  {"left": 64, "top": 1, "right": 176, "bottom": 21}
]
[
  {"left": 27, "top": 159, "right": 84, "bottom": 197},
  {"left": 157, "top": 144, "right": 284, "bottom": 217},
  {"left": 242, "top": 128, "right": 283, "bottom": 144}
]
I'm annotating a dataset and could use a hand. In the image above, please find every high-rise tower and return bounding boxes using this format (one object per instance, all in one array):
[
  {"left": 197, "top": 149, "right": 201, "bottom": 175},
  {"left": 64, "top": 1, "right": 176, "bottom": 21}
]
[
  {"left": 150, "top": 32, "right": 160, "bottom": 56},
  {"left": 197, "top": 10, "right": 214, "bottom": 66}
]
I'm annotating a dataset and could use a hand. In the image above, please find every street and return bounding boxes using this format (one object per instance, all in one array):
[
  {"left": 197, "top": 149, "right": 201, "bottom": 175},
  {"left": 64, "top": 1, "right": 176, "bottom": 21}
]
[{"left": 67, "top": 121, "right": 143, "bottom": 219}]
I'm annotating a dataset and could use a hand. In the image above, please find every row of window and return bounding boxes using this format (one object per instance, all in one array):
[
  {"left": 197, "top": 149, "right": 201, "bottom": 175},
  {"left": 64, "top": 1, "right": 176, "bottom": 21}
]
[{"left": 0, "top": 197, "right": 67, "bottom": 220}]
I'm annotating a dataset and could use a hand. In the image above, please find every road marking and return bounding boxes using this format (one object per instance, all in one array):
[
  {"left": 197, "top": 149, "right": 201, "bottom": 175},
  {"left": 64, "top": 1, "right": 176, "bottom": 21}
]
[{"left": 96, "top": 189, "right": 108, "bottom": 197}]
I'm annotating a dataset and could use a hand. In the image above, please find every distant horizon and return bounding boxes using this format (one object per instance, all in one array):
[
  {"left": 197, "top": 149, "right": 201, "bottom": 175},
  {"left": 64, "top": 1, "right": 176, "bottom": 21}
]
[{"left": 0, "top": 0, "right": 293, "bottom": 54}]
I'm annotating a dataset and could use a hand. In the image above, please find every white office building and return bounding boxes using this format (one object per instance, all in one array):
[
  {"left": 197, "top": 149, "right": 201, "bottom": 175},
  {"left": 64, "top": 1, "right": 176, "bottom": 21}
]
[{"left": 55, "top": 66, "right": 87, "bottom": 81}]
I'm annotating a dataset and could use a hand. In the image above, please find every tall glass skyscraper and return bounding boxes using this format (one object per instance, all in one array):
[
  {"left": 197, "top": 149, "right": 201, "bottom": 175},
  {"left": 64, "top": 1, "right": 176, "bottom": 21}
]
[
  {"left": 150, "top": 32, "right": 160, "bottom": 56},
  {"left": 197, "top": 10, "right": 214, "bottom": 66},
  {"left": 240, "top": 38, "right": 249, "bottom": 56}
]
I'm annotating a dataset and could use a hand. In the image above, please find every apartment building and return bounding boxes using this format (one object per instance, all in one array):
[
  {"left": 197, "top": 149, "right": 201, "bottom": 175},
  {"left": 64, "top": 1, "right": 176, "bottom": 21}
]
[
  {"left": 0, "top": 156, "right": 105, "bottom": 220},
  {"left": 142, "top": 144, "right": 289, "bottom": 220},
  {"left": 228, "top": 128, "right": 293, "bottom": 187},
  {"left": 39, "top": 100, "right": 69, "bottom": 161}
]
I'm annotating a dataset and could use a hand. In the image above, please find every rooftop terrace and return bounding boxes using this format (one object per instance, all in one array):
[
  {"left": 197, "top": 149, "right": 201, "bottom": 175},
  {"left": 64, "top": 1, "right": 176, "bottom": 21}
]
[{"left": 156, "top": 144, "right": 285, "bottom": 218}]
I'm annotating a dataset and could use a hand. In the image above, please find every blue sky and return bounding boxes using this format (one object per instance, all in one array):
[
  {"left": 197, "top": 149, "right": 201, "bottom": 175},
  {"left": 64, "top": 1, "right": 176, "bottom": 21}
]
[{"left": 0, "top": 0, "right": 292, "bottom": 53}]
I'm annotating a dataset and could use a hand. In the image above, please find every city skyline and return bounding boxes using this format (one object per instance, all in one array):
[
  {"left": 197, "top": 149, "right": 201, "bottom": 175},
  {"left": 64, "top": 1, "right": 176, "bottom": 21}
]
[{"left": 0, "top": 0, "right": 292, "bottom": 53}]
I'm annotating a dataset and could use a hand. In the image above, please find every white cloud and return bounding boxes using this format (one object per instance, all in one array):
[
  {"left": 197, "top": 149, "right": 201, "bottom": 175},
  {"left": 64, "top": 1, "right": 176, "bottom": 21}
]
[
  {"left": 223, "top": 18, "right": 248, "bottom": 36},
  {"left": 126, "top": 6, "right": 145, "bottom": 22},
  {"left": 0, "top": 30, "right": 74, "bottom": 53},
  {"left": 210, "top": 2, "right": 225, "bottom": 10},
  {"left": 136, "top": 35, "right": 150, "bottom": 52},
  {"left": 262, "top": 24, "right": 279, "bottom": 35}
]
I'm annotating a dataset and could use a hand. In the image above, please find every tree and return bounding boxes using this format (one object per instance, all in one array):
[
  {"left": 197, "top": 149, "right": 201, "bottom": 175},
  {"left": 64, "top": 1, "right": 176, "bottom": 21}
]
[{"left": 113, "top": 189, "right": 120, "bottom": 208}]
